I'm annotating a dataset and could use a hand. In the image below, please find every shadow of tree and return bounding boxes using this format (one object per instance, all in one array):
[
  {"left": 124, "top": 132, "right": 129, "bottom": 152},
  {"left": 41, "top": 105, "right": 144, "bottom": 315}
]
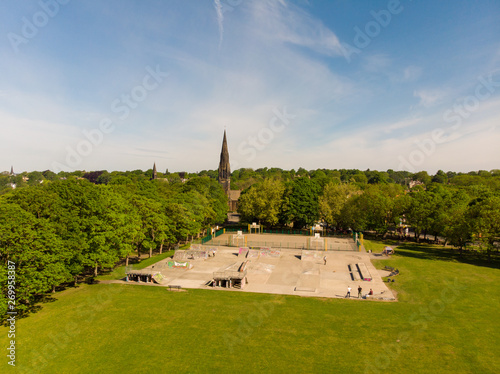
[
  {"left": 392, "top": 242, "right": 500, "bottom": 270},
  {"left": 1, "top": 295, "right": 56, "bottom": 325}
]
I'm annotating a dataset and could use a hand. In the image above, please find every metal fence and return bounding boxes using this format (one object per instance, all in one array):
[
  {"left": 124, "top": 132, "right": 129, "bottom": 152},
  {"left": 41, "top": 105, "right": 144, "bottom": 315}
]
[
  {"left": 205, "top": 239, "right": 357, "bottom": 251},
  {"left": 201, "top": 228, "right": 225, "bottom": 244}
]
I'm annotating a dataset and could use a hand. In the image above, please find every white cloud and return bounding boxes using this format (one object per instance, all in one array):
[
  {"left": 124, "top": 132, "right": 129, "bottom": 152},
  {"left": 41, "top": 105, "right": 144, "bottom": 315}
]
[{"left": 413, "top": 89, "right": 448, "bottom": 107}]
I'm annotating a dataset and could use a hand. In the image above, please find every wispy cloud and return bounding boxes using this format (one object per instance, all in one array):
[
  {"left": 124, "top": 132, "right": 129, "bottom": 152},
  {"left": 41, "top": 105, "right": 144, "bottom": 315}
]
[
  {"left": 413, "top": 89, "right": 448, "bottom": 107},
  {"left": 362, "top": 54, "right": 391, "bottom": 72},
  {"left": 250, "top": 1, "right": 343, "bottom": 57},
  {"left": 213, "top": 0, "right": 224, "bottom": 49},
  {"left": 403, "top": 65, "right": 422, "bottom": 81}
]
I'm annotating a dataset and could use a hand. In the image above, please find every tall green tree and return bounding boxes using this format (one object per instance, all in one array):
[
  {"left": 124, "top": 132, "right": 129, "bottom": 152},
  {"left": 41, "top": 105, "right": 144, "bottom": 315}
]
[
  {"left": 467, "top": 196, "right": 500, "bottom": 259},
  {"left": 238, "top": 179, "right": 285, "bottom": 226},
  {"left": 319, "top": 182, "right": 359, "bottom": 229},
  {"left": 0, "top": 203, "right": 70, "bottom": 315},
  {"left": 287, "top": 177, "right": 321, "bottom": 229}
]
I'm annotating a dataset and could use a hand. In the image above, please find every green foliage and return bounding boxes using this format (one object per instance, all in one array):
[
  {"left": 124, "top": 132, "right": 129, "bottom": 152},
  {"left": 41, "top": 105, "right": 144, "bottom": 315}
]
[
  {"left": 238, "top": 179, "right": 285, "bottom": 226},
  {"left": 467, "top": 196, "right": 500, "bottom": 258},
  {"left": 319, "top": 182, "right": 359, "bottom": 228},
  {"left": 287, "top": 177, "right": 321, "bottom": 229},
  {"left": 412, "top": 170, "right": 432, "bottom": 185},
  {"left": 0, "top": 174, "right": 228, "bottom": 317},
  {"left": 341, "top": 184, "right": 399, "bottom": 233},
  {"left": 0, "top": 203, "right": 69, "bottom": 315}
]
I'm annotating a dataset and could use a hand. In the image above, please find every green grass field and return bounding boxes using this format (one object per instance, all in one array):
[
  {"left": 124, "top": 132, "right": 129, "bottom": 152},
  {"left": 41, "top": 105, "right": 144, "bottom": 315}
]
[{"left": 2, "top": 241, "right": 499, "bottom": 374}]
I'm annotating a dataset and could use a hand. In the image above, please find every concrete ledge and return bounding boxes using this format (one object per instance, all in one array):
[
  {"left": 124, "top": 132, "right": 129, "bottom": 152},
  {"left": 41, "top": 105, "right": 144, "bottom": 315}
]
[{"left": 294, "top": 287, "right": 317, "bottom": 292}]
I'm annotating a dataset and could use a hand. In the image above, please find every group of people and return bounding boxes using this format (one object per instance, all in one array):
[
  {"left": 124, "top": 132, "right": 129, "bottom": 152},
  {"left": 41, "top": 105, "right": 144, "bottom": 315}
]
[
  {"left": 345, "top": 286, "right": 373, "bottom": 298},
  {"left": 320, "top": 256, "right": 376, "bottom": 299}
]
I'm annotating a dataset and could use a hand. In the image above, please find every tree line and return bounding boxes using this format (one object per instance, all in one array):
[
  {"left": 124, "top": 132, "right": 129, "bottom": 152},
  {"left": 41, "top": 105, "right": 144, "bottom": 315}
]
[
  {"left": 3, "top": 167, "right": 500, "bottom": 194},
  {"left": 237, "top": 176, "right": 500, "bottom": 259},
  {"left": 0, "top": 175, "right": 227, "bottom": 316}
]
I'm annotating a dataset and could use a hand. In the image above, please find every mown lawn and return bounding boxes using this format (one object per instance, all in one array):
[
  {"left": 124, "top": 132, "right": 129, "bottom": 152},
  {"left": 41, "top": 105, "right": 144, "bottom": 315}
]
[{"left": 2, "top": 241, "right": 499, "bottom": 374}]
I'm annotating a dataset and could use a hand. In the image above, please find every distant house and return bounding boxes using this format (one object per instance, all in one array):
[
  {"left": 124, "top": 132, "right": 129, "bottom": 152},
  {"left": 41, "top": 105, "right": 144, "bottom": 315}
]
[
  {"left": 408, "top": 180, "right": 424, "bottom": 189},
  {"left": 178, "top": 172, "right": 188, "bottom": 183}
]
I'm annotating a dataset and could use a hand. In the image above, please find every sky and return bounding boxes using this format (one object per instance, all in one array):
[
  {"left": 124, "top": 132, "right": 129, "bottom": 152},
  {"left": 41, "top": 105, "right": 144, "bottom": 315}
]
[{"left": 1, "top": 0, "right": 499, "bottom": 174}]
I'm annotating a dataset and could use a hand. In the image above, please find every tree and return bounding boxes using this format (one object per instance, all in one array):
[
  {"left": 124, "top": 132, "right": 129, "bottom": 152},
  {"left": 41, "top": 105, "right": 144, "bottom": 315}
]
[
  {"left": 403, "top": 189, "right": 436, "bottom": 241},
  {"left": 27, "top": 171, "right": 44, "bottom": 186},
  {"left": 341, "top": 185, "right": 398, "bottom": 234},
  {"left": 42, "top": 170, "right": 58, "bottom": 181},
  {"left": 442, "top": 190, "right": 472, "bottom": 254},
  {"left": 432, "top": 170, "right": 448, "bottom": 184},
  {"left": 352, "top": 173, "right": 368, "bottom": 185},
  {"left": 467, "top": 196, "right": 500, "bottom": 260},
  {"left": 183, "top": 177, "right": 228, "bottom": 224},
  {"left": 0, "top": 203, "right": 70, "bottom": 316},
  {"left": 288, "top": 177, "right": 321, "bottom": 228},
  {"left": 412, "top": 171, "right": 432, "bottom": 185},
  {"left": 238, "top": 179, "right": 285, "bottom": 226},
  {"left": 319, "top": 182, "right": 359, "bottom": 230}
]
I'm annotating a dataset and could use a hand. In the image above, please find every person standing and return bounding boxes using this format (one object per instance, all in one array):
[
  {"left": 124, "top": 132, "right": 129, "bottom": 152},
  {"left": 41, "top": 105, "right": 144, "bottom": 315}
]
[
  {"left": 346, "top": 286, "right": 351, "bottom": 298},
  {"left": 323, "top": 255, "right": 327, "bottom": 265},
  {"left": 358, "top": 285, "right": 362, "bottom": 298}
]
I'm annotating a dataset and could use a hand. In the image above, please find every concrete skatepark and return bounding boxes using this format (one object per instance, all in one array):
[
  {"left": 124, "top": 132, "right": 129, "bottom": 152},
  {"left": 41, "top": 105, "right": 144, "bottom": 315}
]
[{"left": 123, "top": 233, "right": 396, "bottom": 301}]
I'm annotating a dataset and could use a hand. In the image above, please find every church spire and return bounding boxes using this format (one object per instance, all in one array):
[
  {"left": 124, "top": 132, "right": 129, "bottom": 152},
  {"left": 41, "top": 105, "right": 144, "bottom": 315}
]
[
  {"left": 151, "top": 162, "right": 157, "bottom": 180},
  {"left": 218, "top": 130, "right": 230, "bottom": 182}
]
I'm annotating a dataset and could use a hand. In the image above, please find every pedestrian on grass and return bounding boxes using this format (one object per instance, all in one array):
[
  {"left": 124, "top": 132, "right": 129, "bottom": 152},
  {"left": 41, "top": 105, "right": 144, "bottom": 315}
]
[
  {"left": 358, "top": 285, "right": 362, "bottom": 298},
  {"left": 346, "top": 286, "right": 351, "bottom": 298}
]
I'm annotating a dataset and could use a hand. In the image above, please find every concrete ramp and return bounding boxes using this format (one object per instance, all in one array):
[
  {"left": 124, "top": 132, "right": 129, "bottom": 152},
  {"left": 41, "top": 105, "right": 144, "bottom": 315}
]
[
  {"left": 295, "top": 269, "right": 320, "bottom": 292},
  {"left": 260, "top": 248, "right": 281, "bottom": 258},
  {"left": 247, "top": 249, "right": 260, "bottom": 258},
  {"left": 238, "top": 248, "right": 249, "bottom": 259},
  {"left": 301, "top": 250, "right": 324, "bottom": 261}
]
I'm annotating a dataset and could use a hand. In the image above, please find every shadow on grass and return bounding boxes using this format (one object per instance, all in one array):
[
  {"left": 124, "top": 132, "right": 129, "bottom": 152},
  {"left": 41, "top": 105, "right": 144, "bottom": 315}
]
[
  {"left": 385, "top": 241, "right": 500, "bottom": 270},
  {"left": 2, "top": 250, "right": 179, "bottom": 324},
  {"left": 1, "top": 294, "right": 58, "bottom": 325}
]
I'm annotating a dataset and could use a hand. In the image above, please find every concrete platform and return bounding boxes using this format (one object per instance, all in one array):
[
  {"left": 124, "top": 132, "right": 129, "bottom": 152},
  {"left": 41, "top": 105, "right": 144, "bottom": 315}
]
[{"left": 121, "top": 238, "right": 396, "bottom": 301}]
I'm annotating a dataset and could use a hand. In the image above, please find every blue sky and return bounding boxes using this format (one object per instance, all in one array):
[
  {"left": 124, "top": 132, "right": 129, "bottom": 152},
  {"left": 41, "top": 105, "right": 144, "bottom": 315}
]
[{"left": 1, "top": 0, "right": 499, "bottom": 174}]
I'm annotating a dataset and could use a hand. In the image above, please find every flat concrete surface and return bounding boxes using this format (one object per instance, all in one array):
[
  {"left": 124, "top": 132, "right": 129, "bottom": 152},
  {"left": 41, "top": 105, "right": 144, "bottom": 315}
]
[{"left": 117, "top": 235, "right": 396, "bottom": 301}]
